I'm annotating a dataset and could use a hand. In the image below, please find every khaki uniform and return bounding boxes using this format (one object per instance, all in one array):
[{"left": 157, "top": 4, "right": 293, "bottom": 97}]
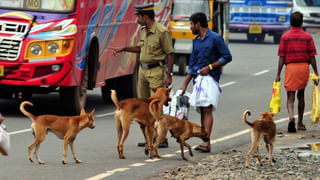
[{"left": 137, "top": 22, "right": 173, "bottom": 98}]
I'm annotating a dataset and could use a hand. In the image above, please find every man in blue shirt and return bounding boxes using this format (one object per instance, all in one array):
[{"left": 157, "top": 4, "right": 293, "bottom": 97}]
[{"left": 180, "top": 12, "right": 232, "bottom": 152}]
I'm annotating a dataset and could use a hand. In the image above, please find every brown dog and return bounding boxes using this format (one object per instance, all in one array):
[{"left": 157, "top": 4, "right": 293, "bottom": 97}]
[
  {"left": 111, "top": 87, "right": 171, "bottom": 159},
  {"left": 149, "top": 99, "right": 208, "bottom": 160},
  {"left": 20, "top": 101, "right": 95, "bottom": 164},
  {"left": 242, "top": 110, "right": 276, "bottom": 168}
]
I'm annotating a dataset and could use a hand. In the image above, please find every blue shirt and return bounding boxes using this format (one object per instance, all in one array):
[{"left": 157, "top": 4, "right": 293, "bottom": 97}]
[{"left": 187, "top": 30, "right": 232, "bottom": 82}]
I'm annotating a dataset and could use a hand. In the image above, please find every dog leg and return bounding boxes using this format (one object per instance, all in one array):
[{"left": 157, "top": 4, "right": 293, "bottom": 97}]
[
  {"left": 265, "top": 142, "right": 276, "bottom": 164},
  {"left": 184, "top": 142, "right": 193, "bottom": 157},
  {"left": 179, "top": 139, "right": 187, "bottom": 161},
  {"left": 152, "top": 126, "right": 168, "bottom": 159},
  {"left": 28, "top": 125, "right": 46, "bottom": 164},
  {"left": 34, "top": 144, "right": 45, "bottom": 164},
  {"left": 146, "top": 125, "right": 155, "bottom": 159},
  {"left": 70, "top": 141, "right": 82, "bottom": 163},
  {"left": 27, "top": 142, "right": 36, "bottom": 163},
  {"left": 62, "top": 133, "right": 76, "bottom": 164},
  {"left": 139, "top": 124, "right": 149, "bottom": 155},
  {"left": 62, "top": 139, "right": 69, "bottom": 164},
  {"left": 245, "top": 132, "right": 259, "bottom": 168},
  {"left": 255, "top": 145, "right": 262, "bottom": 166},
  {"left": 117, "top": 115, "right": 131, "bottom": 159},
  {"left": 269, "top": 143, "right": 275, "bottom": 166},
  {"left": 115, "top": 111, "right": 124, "bottom": 159}
]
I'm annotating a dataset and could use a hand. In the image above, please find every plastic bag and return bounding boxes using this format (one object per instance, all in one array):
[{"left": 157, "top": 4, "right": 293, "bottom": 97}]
[
  {"left": 163, "top": 90, "right": 191, "bottom": 120},
  {"left": 310, "top": 73, "right": 320, "bottom": 123},
  {"left": 189, "top": 75, "right": 221, "bottom": 111},
  {"left": 269, "top": 81, "right": 281, "bottom": 114},
  {"left": 0, "top": 125, "right": 10, "bottom": 156}
]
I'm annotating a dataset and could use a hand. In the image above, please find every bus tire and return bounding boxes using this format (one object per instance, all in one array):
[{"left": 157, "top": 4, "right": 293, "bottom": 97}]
[
  {"left": 101, "top": 78, "right": 117, "bottom": 103},
  {"left": 60, "top": 63, "right": 88, "bottom": 115},
  {"left": 246, "top": 33, "right": 255, "bottom": 42},
  {"left": 178, "top": 55, "right": 187, "bottom": 75},
  {"left": 273, "top": 34, "right": 281, "bottom": 44},
  {"left": 256, "top": 33, "right": 265, "bottom": 42},
  {"left": 119, "top": 63, "right": 138, "bottom": 99}
]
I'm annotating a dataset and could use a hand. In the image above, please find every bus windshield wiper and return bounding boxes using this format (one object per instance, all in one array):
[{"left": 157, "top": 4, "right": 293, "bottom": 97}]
[{"left": 23, "top": 15, "right": 37, "bottom": 41}]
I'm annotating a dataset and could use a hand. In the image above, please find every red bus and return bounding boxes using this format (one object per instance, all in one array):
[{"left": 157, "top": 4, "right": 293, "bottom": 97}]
[{"left": 0, "top": 0, "right": 172, "bottom": 114}]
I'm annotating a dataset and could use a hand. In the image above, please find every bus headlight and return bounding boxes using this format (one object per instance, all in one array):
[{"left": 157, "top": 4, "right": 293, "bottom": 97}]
[
  {"left": 25, "top": 38, "right": 74, "bottom": 60},
  {"left": 30, "top": 45, "right": 43, "bottom": 56},
  {"left": 48, "top": 42, "right": 59, "bottom": 54},
  {"left": 278, "top": 16, "right": 286, "bottom": 22}
]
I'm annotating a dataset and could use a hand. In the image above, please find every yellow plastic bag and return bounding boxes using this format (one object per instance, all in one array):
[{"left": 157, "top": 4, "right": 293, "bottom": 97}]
[
  {"left": 310, "top": 73, "right": 320, "bottom": 123},
  {"left": 269, "top": 81, "right": 281, "bottom": 114}
]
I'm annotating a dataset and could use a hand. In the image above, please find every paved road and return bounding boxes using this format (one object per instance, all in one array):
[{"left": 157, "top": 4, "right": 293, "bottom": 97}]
[{"left": 1, "top": 32, "right": 319, "bottom": 180}]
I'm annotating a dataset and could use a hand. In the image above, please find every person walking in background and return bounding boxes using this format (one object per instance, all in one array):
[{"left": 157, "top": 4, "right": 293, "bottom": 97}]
[
  {"left": 180, "top": 12, "right": 232, "bottom": 152},
  {"left": 113, "top": 3, "right": 174, "bottom": 148},
  {"left": 275, "top": 11, "right": 318, "bottom": 133}
]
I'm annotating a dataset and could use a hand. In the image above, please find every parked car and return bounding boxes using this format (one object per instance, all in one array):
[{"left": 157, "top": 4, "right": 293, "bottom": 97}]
[{"left": 293, "top": 0, "right": 320, "bottom": 29}]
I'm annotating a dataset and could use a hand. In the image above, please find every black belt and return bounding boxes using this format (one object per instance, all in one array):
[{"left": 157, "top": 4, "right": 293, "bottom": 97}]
[{"left": 140, "top": 61, "right": 163, "bottom": 69}]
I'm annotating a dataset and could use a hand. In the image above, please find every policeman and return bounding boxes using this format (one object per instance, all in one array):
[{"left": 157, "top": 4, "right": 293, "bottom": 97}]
[{"left": 113, "top": 3, "right": 174, "bottom": 148}]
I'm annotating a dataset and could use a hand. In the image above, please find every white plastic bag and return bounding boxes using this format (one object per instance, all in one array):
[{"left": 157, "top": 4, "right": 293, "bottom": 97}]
[
  {"left": 189, "top": 75, "right": 221, "bottom": 111},
  {"left": 163, "top": 90, "right": 191, "bottom": 120},
  {"left": 0, "top": 125, "right": 10, "bottom": 156}
]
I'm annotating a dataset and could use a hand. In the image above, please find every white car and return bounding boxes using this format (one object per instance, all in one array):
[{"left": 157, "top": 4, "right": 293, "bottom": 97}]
[{"left": 293, "top": 0, "right": 320, "bottom": 28}]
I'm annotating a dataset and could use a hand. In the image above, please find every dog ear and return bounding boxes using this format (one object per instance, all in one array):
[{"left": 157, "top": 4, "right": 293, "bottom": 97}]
[
  {"left": 80, "top": 108, "right": 86, "bottom": 115},
  {"left": 90, "top": 109, "right": 95, "bottom": 115},
  {"left": 260, "top": 112, "right": 267, "bottom": 119}
]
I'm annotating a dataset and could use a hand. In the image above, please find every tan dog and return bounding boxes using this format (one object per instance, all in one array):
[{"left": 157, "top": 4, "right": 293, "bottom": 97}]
[
  {"left": 20, "top": 101, "right": 95, "bottom": 164},
  {"left": 242, "top": 110, "right": 276, "bottom": 168},
  {"left": 149, "top": 99, "right": 208, "bottom": 160},
  {"left": 111, "top": 87, "right": 171, "bottom": 159}
]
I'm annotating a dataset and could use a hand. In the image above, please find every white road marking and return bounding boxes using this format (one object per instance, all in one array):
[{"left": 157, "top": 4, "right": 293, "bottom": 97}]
[
  {"left": 85, "top": 168, "right": 129, "bottom": 180},
  {"left": 220, "top": 81, "right": 236, "bottom": 87},
  {"left": 161, "top": 154, "right": 176, "bottom": 158},
  {"left": 253, "top": 69, "right": 270, "bottom": 76},
  {"left": 8, "top": 129, "right": 32, "bottom": 135},
  {"left": 145, "top": 158, "right": 161, "bottom": 162},
  {"left": 95, "top": 112, "right": 114, "bottom": 118},
  {"left": 129, "top": 163, "right": 146, "bottom": 167}
]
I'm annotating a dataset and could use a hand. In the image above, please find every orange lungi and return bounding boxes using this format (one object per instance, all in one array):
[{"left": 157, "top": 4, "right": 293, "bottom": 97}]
[{"left": 284, "top": 63, "right": 309, "bottom": 91}]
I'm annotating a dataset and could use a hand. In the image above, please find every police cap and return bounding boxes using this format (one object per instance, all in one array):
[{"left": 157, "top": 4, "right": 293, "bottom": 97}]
[{"left": 134, "top": 3, "right": 154, "bottom": 15}]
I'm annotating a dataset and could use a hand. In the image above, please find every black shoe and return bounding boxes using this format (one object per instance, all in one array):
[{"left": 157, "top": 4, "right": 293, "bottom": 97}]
[
  {"left": 137, "top": 142, "right": 146, "bottom": 147},
  {"left": 158, "top": 139, "right": 169, "bottom": 148},
  {"left": 288, "top": 121, "right": 297, "bottom": 133}
]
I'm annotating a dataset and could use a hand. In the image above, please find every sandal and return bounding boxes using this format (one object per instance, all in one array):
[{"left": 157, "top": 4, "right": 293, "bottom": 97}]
[
  {"left": 297, "top": 124, "right": 306, "bottom": 131},
  {"left": 195, "top": 145, "right": 211, "bottom": 153},
  {"left": 195, "top": 145, "right": 206, "bottom": 151},
  {"left": 288, "top": 121, "right": 297, "bottom": 133}
]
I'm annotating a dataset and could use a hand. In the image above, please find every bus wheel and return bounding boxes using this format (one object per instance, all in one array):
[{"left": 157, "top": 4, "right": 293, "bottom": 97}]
[
  {"left": 119, "top": 63, "right": 138, "bottom": 99},
  {"left": 60, "top": 64, "right": 88, "bottom": 115},
  {"left": 178, "top": 55, "right": 187, "bottom": 75},
  {"left": 101, "top": 78, "right": 117, "bottom": 103},
  {"left": 256, "top": 33, "right": 265, "bottom": 42},
  {"left": 246, "top": 33, "right": 255, "bottom": 42},
  {"left": 273, "top": 34, "right": 281, "bottom": 44}
]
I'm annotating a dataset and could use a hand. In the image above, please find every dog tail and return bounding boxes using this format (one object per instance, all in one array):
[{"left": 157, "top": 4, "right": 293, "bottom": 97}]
[
  {"left": 149, "top": 99, "right": 162, "bottom": 120},
  {"left": 20, "top": 101, "right": 36, "bottom": 120},
  {"left": 242, "top": 109, "right": 253, "bottom": 127},
  {"left": 111, "top": 90, "right": 121, "bottom": 109}
]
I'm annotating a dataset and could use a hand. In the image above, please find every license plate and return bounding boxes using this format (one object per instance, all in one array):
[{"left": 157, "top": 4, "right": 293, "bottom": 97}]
[
  {"left": 249, "top": 25, "right": 262, "bottom": 34},
  {"left": 0, "top": 66, "right": 3, "bottom": 77}
]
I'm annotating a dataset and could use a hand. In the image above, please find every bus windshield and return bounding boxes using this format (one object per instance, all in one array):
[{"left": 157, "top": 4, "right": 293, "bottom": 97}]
[
  {"left": 0, "top": 0, "right": 75, "bottom": 12},
  {"left": 296, "top": 0, "right": 320, "bottom": 6},
  {"left": 172, "top": 0, "right": 210, "bottom": 21}
]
